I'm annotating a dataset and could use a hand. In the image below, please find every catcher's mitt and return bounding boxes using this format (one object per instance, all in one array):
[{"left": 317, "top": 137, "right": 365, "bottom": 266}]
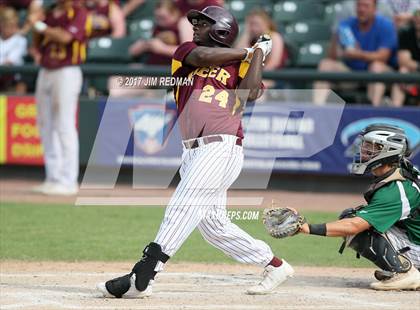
[{"left": 263, "top": 207, "right": 306, "bottom": 239}]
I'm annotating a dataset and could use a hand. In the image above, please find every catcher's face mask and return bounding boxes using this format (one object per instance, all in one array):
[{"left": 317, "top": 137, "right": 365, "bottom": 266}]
[
  {"left": 352, "top": 137, "right": 382, "bottom": 175},
  {"left": 351, "top": 124, "right": 408, "bottom": 175}
]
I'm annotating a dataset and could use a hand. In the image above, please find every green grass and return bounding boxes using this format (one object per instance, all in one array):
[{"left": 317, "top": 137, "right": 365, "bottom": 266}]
[{"left": 0, "top": 202, "right": 371, "bottom": 267}]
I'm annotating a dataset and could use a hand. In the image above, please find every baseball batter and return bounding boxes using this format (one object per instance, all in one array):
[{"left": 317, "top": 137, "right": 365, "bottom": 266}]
[
  {"left": 31, "top": 0, "right": 90, "bottom": 195},
  {"left": 97, "top": 6, "right": 293, "bottom": 298}
]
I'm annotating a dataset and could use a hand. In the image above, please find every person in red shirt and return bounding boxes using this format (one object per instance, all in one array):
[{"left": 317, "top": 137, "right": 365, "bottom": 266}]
[
  {"left": 236, "top": 9, "right": 287, "bottom": 70},
  {"left": 109, "top": 0, "right": 181, "bottom": 97},
  {"left": 129, "top": 0, "right": 181, "bottom": 65},
  {"left": 85, "top": 0, "right": 126, "bottom": 38},
  {"left": 30, "top": 0, "right": 91, "bottom": 195},
  {"left": 97, "top": 6, "right": 294, "bottom": 299}
]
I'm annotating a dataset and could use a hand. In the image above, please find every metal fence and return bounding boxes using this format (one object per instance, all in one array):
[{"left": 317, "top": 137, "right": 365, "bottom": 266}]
[{"left": 1, "top": 64, "right": 420, "bottom": 83}]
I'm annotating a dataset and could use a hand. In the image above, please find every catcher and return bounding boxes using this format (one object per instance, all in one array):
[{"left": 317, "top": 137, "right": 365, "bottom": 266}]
[{"left": 264, "top": 124, "right": 420, "bottom": 290}]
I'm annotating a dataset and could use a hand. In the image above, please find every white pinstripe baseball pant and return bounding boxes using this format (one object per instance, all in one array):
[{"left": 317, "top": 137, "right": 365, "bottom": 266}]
[{"left": 154, "top": 135, "right": 274, "bottom": 271}]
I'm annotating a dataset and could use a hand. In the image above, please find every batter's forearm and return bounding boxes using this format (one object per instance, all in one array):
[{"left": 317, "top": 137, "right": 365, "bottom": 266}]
[
  {"left": 238, "top": 49, "right": 264, "bottom": 100},
  {"left": 185, "top": 46, "right": 247, "bottom": 67}
]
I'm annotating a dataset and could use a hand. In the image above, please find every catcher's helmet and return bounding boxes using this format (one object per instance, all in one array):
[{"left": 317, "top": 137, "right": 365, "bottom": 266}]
[
  {"left": 351, "top": 124, "right": 408, "bottom": 175},
  {"left": 187, "top": 6, "right": 238, "bottom": 47}
]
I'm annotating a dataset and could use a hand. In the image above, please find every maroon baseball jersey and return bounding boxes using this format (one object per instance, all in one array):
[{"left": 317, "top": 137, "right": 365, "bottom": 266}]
[
  {"left": 147, "top": 23, "right": 180, "bottom": 65},
  {"left": 39, "top": 5, "right": 91, "bottom": 69},
  {"left": 172, "top": 41, "right": 256, "bottom": 140},
  {"left": 174, "top": 0, "right": 223, "bottom": 16}
]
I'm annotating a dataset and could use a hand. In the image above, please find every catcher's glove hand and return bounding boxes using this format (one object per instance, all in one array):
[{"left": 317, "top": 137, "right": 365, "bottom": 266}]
[{"left": 263, "top": 207, "right": 306, "bottom": 239}]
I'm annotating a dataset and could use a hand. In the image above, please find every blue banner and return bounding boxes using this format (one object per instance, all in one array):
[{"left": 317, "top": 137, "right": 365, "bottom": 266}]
[{"left": 96, "top": 97, "right": 420, "bottom": 175}]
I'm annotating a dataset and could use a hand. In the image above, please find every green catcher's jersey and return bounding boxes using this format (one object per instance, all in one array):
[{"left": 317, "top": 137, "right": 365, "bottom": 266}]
[{"left": 356, "top": 179, "right": 420, "bottom": 245}]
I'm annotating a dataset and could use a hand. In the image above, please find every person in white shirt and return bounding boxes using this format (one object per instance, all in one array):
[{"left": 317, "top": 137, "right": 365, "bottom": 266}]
[{"left": 0, "top": 6, "right": 27, "bottom": 93}]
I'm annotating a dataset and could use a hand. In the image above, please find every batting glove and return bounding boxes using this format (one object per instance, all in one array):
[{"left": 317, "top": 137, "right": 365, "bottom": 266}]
[
  {"left": 252, "top": 34, "right": 272, "bottom": 61},
  {"left": 243, "top": 47, "right": 254, "bottom": 63}
]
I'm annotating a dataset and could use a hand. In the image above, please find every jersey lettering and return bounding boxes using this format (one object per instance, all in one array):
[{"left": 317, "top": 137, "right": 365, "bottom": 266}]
[{"left": 188, "top": 66, "right": 231, "bottom": 85}]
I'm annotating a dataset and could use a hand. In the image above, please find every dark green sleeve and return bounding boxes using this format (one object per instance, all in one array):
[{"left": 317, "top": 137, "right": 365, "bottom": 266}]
[{"left": 356, "top": 183, "right": 403, "bottom": 233}]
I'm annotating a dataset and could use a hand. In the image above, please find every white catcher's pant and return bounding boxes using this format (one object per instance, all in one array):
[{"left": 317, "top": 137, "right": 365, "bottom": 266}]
[
  {"left": 154, "top": 135, "right": 274, "bottom": 271},
  {"left": 35, "top": 67, "right": 82, "bottom": 187},
  {"left": 386, "top": 226, "right": 420, "bottom": 269}
]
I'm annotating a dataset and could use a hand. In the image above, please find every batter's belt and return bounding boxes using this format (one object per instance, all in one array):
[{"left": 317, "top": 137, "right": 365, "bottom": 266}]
[{"left": 182, "top": 135, "right": 242, "bottom": 149}]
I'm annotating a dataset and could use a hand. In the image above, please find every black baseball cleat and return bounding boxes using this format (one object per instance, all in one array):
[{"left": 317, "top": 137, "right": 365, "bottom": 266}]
[{"left": 96, "top": 273, "right": 153, "bottom": 298}]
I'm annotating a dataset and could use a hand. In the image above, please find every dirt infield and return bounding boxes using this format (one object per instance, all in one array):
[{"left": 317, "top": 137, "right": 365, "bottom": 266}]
[{"left": 1, "top": 261, "right": 417, "bottom": 310}]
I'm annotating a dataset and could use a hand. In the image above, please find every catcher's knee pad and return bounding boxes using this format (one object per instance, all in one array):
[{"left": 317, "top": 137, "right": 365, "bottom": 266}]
[
  {"left": 131, "top": 242, "right": 170, "bottom": 291},
  {"left": 348, "top": 230, "right": 411, "bottom": 273}
]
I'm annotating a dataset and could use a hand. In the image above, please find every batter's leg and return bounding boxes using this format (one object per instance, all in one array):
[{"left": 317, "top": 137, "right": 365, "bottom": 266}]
[
  {"left": 97, "top": 143, "right": 238, "bottom": 298},
  {"left": 154, "top": 142, "right": 233, "bottom": 257},
  {"left": 197, "top": 193, "right": 273, "bottom": 266},
  {"left": 35, "top": 69, "right": 61, "bottom": 183}
]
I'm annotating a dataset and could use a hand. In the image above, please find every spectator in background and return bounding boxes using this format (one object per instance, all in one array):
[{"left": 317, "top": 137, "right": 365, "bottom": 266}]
[
  {"left": 391, "top": 9, "right": 420, "bottom": 106},
  {"left": 175, "top": 0, "right": 224, "bottom": 43},
  {"left": 30, "top": 0, "right": 90, "bottom": 195},
  {"left": 332, "top": 0, "right": 394, "bottom": 32},
  {"left": 236, "top": 8, "right": 286, "bottom": 87},
  {"left": 314, "top": 0, "right": 398, "bottom": 106},
  {"left": 85, "top": 0, "right": 126, "bottom": 38},
  {"left": 333, "top": 0, "right": 420, "bottom": 30},
  {"left": 0, "top": 6, "right": 28, "bottom": 94},
  {"left": 129, "top": 0, "right": 181, "bottom": 65},
  {"left": 0, "top": 0, "right": 44, "bottom": 35}
]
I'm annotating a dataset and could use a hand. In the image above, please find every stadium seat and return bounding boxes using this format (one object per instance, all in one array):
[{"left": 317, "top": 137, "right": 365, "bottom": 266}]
[
  {"left": 284, "top": 21, "right": 331, "bottom": 45},
  {"left": 272, "top": 0, "right": 324, "bottom": 24},
  {"left": 296, "top": 41, "right": 329, "bottom": 67},
  {"left": 42, "top": 0, "right": 55, "bottom": 8},
  {"left": 87, "top": 37, "right": 132, "bottom": 63},
  {"left": 128, "top": 18, "right": 154, "bottom": 41},
  {"left": 324, "top": 1, "right": 345, "bottom": 24},
  {"left": 225, "top": 0, "right": 272, "bottom": 22}
]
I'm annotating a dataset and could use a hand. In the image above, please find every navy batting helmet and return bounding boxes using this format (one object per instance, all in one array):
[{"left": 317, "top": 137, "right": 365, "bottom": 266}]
[{"left": 187, "top": 6, "right": 239, "bottom": 47}]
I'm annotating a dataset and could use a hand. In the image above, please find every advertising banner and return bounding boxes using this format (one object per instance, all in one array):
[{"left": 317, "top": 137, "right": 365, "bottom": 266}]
[
  {"left": 95, "top": 98, "right": 420, "bottom": 175},
  {"left": 0, "top": 96, "right": 43, "bottom": 165}
]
